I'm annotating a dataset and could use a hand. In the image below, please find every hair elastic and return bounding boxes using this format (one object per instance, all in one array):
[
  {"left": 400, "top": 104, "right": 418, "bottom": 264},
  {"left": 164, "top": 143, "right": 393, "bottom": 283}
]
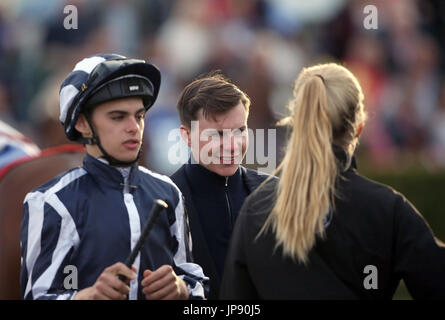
[{"left": 315, "top": 74, "right": 326, "bottom": 84}]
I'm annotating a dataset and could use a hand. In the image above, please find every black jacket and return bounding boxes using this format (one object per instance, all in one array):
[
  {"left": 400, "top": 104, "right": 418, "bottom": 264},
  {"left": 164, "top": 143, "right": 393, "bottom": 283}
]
[
  {"left": 171, "top": 164, "right": 270, "bottom": 299},
  {"left": 220, "top": 153, "right": 445, "bottom": 299}
]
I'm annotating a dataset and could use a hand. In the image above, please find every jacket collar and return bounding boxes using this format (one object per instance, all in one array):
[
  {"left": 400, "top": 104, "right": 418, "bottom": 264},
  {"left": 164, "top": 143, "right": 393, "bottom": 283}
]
[
  {"left": 184, "top": 161, "right": 242, "bottom": 194},
  {"left": 240, "top": 166, "right": 271, "bottom": 193},
  {"left": 173, "top": 163, "right": 271, "bottom": 195},
  {"left": 82, "top": 153, "right": 140, "bottom": 190},
  {"left": 333, "top": 144, "right": 357, "bottom": 172}
]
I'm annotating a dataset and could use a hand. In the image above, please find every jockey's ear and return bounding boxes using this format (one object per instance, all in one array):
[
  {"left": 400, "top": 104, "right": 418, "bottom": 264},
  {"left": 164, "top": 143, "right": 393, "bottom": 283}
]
[{"left": 75, "top": 114, "right": 92, "bottom": 138}]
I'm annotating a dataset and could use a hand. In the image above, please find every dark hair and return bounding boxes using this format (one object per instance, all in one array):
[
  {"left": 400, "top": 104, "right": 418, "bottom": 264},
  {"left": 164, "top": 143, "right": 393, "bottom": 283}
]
[{"left": 177, "top": 71, "right": 250, "bottom": 127}]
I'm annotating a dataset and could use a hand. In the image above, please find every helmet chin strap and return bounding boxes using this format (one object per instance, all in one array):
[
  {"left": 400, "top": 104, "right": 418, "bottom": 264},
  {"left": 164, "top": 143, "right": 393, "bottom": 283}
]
[{"left": 80, "top": 115, "right": 141, "bottom": 167}]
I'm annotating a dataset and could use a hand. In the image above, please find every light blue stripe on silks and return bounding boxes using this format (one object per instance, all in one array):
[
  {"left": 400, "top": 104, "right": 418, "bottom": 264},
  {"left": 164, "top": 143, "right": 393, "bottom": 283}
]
[
  {"left": 23, "top": 168, "right": 87, "bottom": 299},
  {"left": 32, "top": 193, "right": 80, "bottom": 299},
  {"left": 123, "top": 192, "right": 141, "bottom": 300},
  {"left": 73, "top": 55, "right": 106, "bottom": 74},
  {"left": 58, "top": 84, "right": 80, "bottom": 123},
  {"left": 138, "top": 166, "right": 207, "bottom": 298}
]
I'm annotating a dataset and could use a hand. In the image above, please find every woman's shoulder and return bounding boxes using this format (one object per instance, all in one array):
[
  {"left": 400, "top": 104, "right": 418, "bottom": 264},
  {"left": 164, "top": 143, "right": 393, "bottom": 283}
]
[
  {"left": 343, "top": 169, "right": 406, "bottom": 204},
  {"left": 241, "top": 177, "right": 278, "bottom": 216},
  {"left": 338, "top": 169, "right": 423, "bottom": 229}
]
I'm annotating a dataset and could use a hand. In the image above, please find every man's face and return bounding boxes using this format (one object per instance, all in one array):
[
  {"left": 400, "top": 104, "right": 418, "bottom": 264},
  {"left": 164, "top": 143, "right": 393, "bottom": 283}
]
[
  {"left": 79, "top": 97, "right": 146, "bottom": 162},
  {"left": 181, "top": 101, "right": 248, "bottom": 177}
]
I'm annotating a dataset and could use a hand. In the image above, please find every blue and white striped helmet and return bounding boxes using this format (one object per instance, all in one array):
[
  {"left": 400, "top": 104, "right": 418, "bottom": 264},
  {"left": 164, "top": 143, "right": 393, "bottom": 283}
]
[{"left": 59, "top": 53, "right": 161, "bottom": 141}]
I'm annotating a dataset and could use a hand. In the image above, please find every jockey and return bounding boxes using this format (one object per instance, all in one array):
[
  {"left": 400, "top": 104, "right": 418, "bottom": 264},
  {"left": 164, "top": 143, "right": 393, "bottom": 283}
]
[{"left": 20, "top": 54, "right": 208, "bottom": 300}]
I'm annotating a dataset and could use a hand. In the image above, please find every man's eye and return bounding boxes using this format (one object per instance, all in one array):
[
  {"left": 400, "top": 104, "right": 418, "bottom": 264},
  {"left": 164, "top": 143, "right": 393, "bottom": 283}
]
[
  {"left": 112, "top": 116, "right": 124, "bottom": 121},
  {"left": 136, "top": 114, "right": 145, "bottom": 121},
  {"left": 233, "top": 130, "right": 243, "bottom": 136},
  {"left": 207, "top": 131, "right": 219, "bottom": 137}
]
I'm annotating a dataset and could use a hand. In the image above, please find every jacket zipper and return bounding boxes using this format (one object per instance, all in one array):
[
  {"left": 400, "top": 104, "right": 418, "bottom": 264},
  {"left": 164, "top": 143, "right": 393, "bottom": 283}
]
[{"left": 224, "top": 177, "right": 233, "bottom": 228}]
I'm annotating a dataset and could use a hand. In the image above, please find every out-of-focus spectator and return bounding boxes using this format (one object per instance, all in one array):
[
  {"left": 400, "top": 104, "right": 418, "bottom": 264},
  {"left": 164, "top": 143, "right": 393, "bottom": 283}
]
[
  {"left": 0, "top": 0, "right": 444, "bottom": 173},
  {"left": 27, "top": 72, "right": 71, "bottom": 148},
  {"left": 0, "top": 120, "right": 40, "bottom": 170},
  {"left": 345, "top": 32, "right": 392, "bottom": 167},
  {"left": 428, "top": 82, "right": 445, "bottom": 169}
]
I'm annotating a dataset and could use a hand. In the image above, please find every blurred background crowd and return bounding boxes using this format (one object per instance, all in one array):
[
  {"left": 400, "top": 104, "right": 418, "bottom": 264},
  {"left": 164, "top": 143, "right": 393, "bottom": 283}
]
[{"left": 0, "top": 0, "right": 444, "bottom": 175}]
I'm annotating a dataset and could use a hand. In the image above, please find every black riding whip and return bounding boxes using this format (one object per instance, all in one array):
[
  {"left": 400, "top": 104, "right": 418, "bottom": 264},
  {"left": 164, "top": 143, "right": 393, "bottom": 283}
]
[{"left": 118, "top": 199, "right": 168, "bottom": 282}]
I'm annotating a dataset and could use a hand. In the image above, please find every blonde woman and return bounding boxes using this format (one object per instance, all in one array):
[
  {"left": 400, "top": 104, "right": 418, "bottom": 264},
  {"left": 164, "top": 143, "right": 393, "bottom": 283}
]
[{"left": 220, "top": 63, "right": 445, "bottom": 299}]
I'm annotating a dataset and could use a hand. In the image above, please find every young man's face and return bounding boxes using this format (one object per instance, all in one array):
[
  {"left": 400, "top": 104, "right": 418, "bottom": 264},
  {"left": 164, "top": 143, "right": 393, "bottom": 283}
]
[
  {"left": 77, "top": 97, "right": 146, "bottom": 163},
  {"left": 181, "top": 101, "right": 249, "bottom": 177}
]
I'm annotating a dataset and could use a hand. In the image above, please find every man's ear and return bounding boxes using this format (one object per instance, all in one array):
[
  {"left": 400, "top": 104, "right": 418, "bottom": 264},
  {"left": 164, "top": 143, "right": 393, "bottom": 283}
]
[
  {"left": 179, "top": 124, "right": 191, "bottom": 147},
  {"left": 74, "top": 114, "right": 92, "bottom": 137}
]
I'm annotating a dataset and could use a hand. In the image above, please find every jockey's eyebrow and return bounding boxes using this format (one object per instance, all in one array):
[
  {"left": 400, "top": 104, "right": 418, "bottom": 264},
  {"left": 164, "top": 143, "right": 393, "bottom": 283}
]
[{"left": 107, "top": 107, "right": 146, "bottom": 116}]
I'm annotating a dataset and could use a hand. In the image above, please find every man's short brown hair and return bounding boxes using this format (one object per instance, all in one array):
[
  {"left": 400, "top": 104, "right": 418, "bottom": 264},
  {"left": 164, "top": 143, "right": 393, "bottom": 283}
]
[{"left": 177, "top": 71, "right": 250, "bottom": 127}]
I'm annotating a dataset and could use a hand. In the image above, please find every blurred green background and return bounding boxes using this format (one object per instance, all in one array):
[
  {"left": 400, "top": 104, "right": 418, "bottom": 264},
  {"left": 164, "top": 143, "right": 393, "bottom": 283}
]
[{"left": 359, "top": 156, "right": 445, "bottom": 300}]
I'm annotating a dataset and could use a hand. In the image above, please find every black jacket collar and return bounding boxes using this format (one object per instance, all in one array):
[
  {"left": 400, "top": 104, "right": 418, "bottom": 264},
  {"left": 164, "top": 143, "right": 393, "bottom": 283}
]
[
  {"left": 184, "top": 162, "right": 241, "bottom": 193},
  {"left": 333, "top": 144, "right": 357, "bottom": 172}
]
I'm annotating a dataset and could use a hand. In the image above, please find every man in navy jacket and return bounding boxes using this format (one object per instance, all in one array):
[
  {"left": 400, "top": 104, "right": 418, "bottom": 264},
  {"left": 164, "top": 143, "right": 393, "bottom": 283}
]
[
  {"left": 171, "top": 72, "right": 272, "bottom": 299},
  {"left": 20, "top": 54, "right": 208, "bottom": 300}
]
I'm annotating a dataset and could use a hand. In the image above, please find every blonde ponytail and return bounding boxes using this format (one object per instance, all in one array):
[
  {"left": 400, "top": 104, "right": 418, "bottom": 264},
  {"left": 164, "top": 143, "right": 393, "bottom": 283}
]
[{"left": 260, "top": 63, "right": 366, "bottom": 264}]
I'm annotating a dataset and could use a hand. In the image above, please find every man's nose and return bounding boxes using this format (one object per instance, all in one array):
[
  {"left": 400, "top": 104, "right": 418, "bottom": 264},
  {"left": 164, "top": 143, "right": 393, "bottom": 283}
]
[
  {"left": 222, "top": 132, "right": 235, "bottom": 153},
  {"left": 126, "top": 117, "right": 140, "bottom": 133}
]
